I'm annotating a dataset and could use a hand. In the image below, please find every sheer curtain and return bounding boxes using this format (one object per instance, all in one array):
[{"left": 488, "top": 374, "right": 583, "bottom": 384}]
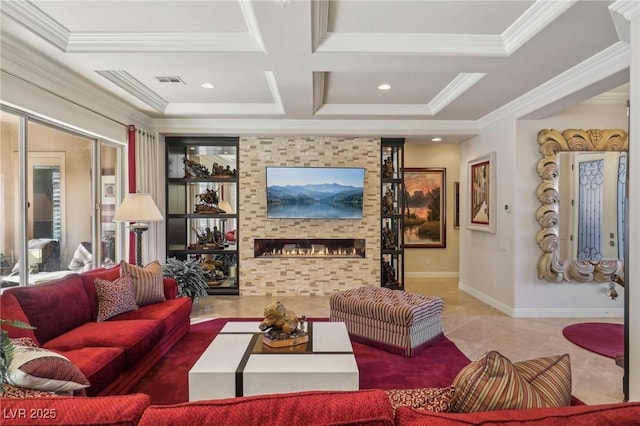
[{"left": 128, "top": 126, "right": 163, "bottom": 265}]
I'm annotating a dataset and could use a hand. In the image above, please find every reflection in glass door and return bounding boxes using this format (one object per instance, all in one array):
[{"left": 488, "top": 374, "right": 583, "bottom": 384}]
[{"left": 0, "top": 107, "right": 124, "bottom": 285}]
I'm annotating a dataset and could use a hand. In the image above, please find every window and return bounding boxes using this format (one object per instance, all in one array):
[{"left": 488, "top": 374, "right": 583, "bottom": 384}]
[{"left": 0, "top": 108, "right": 123, "bottom": 286}]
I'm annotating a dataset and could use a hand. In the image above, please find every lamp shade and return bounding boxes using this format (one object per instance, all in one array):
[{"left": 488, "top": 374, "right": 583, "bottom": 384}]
[
  {"left": 113, "top": 193, "right": 164, "bottom": 223},
  {"left": 218, "top": 200, "right": 233, "bottom": 214}
]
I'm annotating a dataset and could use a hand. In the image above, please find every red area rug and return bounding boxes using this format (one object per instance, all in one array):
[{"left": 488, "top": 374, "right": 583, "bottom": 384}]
[
  {"left": 131, "top": 317, "right": 470, "bottom": 405},
  {"left": 562, "top": 322, "right": 624, "bottom": 359}
]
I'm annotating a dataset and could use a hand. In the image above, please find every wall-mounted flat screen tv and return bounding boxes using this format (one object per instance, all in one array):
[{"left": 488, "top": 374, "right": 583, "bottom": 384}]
[{"left": 266, "top": 167, "right": 365, "bottom": 219}]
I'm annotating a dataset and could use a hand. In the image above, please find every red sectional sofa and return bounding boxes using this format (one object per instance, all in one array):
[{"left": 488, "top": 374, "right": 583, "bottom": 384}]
[
  {"left": 1, "top": 390, "right": 640, "bottom": 425},
  {"left": 0, "top": 266, "right": 192, "bottom": 396}
]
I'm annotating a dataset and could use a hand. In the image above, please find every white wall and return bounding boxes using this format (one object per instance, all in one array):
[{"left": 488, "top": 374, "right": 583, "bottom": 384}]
[
  {"left": 459, "top": 120, "right": 517, "bottom": 314},
  {"left": 460, "top": 102, "right": 627, "bottom": 317}
]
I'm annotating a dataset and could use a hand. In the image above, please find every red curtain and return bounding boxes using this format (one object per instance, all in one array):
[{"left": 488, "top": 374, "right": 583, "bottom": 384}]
[{"left": 127, "top": 125, "right": 137, "bottom": 264}]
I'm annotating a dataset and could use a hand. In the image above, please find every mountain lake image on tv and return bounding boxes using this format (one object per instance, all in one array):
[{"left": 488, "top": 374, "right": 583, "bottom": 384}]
[{"left": 266, "top": 167, "right": 365, "bottom": 219}]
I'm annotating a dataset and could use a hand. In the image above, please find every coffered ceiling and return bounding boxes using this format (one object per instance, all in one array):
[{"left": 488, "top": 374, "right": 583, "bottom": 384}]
[{"left": 0, "top": 0, "right": 631, "bottom": 142}]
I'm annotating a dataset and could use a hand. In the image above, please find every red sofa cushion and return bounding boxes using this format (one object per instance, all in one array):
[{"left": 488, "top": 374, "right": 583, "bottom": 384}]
[
  {"left": 138, "top": 389, "right": 395, "bottom": 426},
  {"left": 110, "top": 297, "right": 192, "bottom": 333},
  {"left": 5, "top": 276, "right": 91, "bottom": 344},
  {"left": 43, "top": 320, "right": 163, "bottom": 368},
  {"left": 0, "top": 292, "right": 39, "bottom": 343},
  {"left": 0, "top": 393, "right": 151, "bottom": 426},
  {"left": 394, "top": 401, "right": 640, "bottom": 425},
  {"left": 54, "top": 346, "right": 126, "bottom": 396},
  {"left": 162, "top": 277, "right": 178, "bottom": 300}
]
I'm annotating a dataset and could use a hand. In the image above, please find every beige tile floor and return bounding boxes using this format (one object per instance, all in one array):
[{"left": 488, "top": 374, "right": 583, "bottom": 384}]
[{"left": 191, "top": 278, "right": 625, "bottom": 405}]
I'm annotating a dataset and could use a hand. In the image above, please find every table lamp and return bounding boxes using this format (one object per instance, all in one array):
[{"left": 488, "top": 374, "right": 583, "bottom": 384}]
[
  {"left": 27, "top": 248, "right": 42, "bottom": 274},
  {"left": 113, "top": 193, "right": 164, "bottom": 266}
]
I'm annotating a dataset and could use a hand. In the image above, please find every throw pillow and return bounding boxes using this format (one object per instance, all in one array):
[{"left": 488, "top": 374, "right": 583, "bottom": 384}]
[
  {"left": 449, "top": 351, "right": 571, "bottom": 413},
  {"left": 95, "top": 273, "right": 139, "bottom": 321},
  {"left": 0, "top": 384, "right": 58, "bottom": 398},
  {"left": 10, "top": 337, "right": 38, "bottom": 348},
  {"left": 386, "top": 386, "right": 455, "bottom": 414},
  {"left": 514, "top": 353, "right": 572, "bottom": 407},
  {"left": 7, "top": 346, "right": 90, "bottom": 393},
  {"left": 120, "top": 260, "right": 165, "bottom": 306}
]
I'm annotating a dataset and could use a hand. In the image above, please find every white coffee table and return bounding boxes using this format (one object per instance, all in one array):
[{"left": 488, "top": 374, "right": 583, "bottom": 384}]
[{"left": 188, "top": 321, "right": 359, "bottom": 401}]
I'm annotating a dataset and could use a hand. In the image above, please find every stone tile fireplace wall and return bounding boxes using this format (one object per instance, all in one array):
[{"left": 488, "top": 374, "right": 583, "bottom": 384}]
[{"left": 239, "top": 136, "right": 380, "bottom": 296}]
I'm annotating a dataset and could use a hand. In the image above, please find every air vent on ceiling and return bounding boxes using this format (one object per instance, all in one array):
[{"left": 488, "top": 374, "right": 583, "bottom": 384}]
[{"left": 155, "top": 76, "right": 185, "bottom": 84}]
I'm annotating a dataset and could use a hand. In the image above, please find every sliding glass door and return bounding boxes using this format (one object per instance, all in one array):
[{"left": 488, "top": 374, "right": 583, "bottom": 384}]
[{"left": 0, "top": 108, "right": 123, "bottom": 286}]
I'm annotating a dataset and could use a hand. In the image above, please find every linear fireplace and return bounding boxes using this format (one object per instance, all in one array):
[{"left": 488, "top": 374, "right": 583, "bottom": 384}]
[{"left": 254, "top": 239, "right": 365, "bottom": 258}]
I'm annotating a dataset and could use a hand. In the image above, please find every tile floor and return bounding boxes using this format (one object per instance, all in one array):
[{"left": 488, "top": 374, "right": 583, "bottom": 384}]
[{"left": 191, "top": 278, "right": 625, "bottom": 405}]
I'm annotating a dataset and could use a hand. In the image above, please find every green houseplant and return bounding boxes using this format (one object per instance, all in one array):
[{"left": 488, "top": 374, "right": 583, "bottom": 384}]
[
  {"left": 1, "top": 319, "right": 35, "bottom": 390},
  {"left": 162, "top": 258, "right": 209, "bottom": 304}
]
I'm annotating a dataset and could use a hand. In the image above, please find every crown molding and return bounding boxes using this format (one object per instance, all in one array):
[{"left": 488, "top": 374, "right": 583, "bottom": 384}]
[
  {"left": 609, "top": 0, "right": 640, "bottom": 43},
  {"left": 316, "top": 103, "right": 432, "bottom": 116},
  {"left": 239, "top": 0, "right": 266, "bottom": 52},
  {"left": 1, "top": 32, "right": 152, "bottom": 128},
  {"left": 67, "top": 32, "right": 264, "bottom": 53},
  {"left": 0, "top": 0, "right": 69, "bottom": 50},
  {"left": 163, "top": 103, "right": 285, "bottom": 116},
  {"left": 428, "top": 73, "right": 486, "bottom": 115},
  {"left": 2, "top": 0, "right": 265, "bottom": 53},
  {"left": 479, "top": 41, "right": 630, "bottom": 127},
  {"left": 315, "top": 0, "right": 573, "bottom": 57},
  {"left": 312, "top": 72, "right": 325, "bottom": 113},
  {"left": 316, "top": 33, "right": 506, "bottom": 56},
  {"left": 311, "top": 0, "right": 329, "bottom": 52},
  {"left": 152, "top": 118, "right": 481, "bottom": 137},
  {"left": 96, "top": 71, "right": 168, "bottom": 113},
  {"left": 502, "top": 0, "right": 577, "bottom": 55}
]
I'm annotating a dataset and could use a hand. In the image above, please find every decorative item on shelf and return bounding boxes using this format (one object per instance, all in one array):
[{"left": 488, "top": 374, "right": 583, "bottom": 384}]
[
  {"left": 382, "top": 260, "right": 400, "bottom": 287},
  {"left": 382, "top": 223, "right": 396, "bottom": 250},
  {"left": 210, "top": 162, "right": 237, "bottom": 178},
  {"left": 161, "top": 258, "right": 208, "bottom": 304},
  {"left": 382, "top": 155, "right": 395, "bottom": 178},
  {"left": 194, "top": 188, "right": 220, "bottom": 213},
  {"left": 193, "top": 226, "right": 225, "bottom": 249},
  {"left": 259, "top": 301, "right": 308, "bottom": 347},
  {"left": 183, "top": 157, "right": 210, "bottom": 178},
  {"left": 199, "top": 255, "right": 226, "bottom": 286},
  {"left": 382, "top": 185, "right": 395, "bottom": 214},
  {"left": 112, "top": 193, "right": 164, "bottom": 266}
]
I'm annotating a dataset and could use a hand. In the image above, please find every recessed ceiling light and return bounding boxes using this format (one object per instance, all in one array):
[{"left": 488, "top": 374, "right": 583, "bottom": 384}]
[
  {"left": 201, "top": 83, "right": 215, "bottom": 89},
  {"left": 431, "top": 137, "right": 442, "bottom": 142},
  {"left": 378, "top": 84, "right": 391, "bottom": 91}
]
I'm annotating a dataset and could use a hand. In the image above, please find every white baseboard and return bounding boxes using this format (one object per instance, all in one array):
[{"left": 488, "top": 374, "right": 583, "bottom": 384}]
[
  {"left": 406, "top": 271, "right": 460, "bottom": 279},
  {"left": 459, "top": 283, "right": 624, "bottom": 318}
]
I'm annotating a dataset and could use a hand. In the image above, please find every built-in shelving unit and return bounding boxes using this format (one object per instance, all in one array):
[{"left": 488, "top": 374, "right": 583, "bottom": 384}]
[
  {"left": 165, "top": 136, "right": 239, "bottom": 295},
  {"left": 381, "top": 138, "right": 405, "bottom": 290}
]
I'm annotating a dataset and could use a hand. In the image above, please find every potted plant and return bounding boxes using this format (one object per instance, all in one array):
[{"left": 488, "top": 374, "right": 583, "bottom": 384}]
[
  {"left": 1, "top": 319, "right": 35, "bottom": 390},
  {"left": 161, "top": 258, "right": 209, "bottom": 304}
]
